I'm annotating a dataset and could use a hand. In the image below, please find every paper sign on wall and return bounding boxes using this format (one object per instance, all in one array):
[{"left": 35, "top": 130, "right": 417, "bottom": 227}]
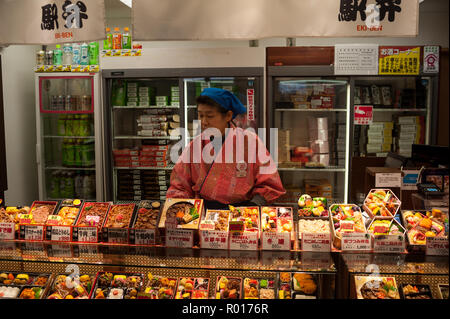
[
  {"left": 379, "top": 46, "right": 420, "bottom": 75},
  {"left": 354, "top": 105, "right": 373, "bottom": 125},
  {"left": 335, "top": 44, "right": 379, "bottom": 75},
  {"left": 423, "top": 46, "right": 439, "bottom": 74},
  {"left": 375, "top": 173, "right": 402, "bottom": 188}
]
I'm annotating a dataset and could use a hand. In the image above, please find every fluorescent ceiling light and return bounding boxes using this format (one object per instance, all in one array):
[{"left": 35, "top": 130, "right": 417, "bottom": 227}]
[{"left": 120, "top": 0, "right": 132, "bottom": 8}]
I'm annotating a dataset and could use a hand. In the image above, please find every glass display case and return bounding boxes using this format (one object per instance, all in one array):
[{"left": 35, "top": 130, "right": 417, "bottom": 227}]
[
  {"left": 267, "top": 69, "right": 351, "bottom": 205},
  {"left": 352, "top": 75, "right": 437, "bottom": 158},
  {"left": 35, "top": 73, "right": 103, "bottom": 201}
]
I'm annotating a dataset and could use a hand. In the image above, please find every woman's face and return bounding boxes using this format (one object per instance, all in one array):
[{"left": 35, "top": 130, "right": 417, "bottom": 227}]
[{"left": 198, "top": 103, "right": 233, "bottom": 135}]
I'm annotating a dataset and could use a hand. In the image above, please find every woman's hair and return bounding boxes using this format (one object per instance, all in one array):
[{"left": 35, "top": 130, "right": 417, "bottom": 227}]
[{"left": 196, "top": 95, "right": 229, "bottom": 115}]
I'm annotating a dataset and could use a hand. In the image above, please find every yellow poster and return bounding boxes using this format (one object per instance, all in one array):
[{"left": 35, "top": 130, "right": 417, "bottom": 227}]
[{"left": 379, "top": 46, "right": 420, "bottom": 75}]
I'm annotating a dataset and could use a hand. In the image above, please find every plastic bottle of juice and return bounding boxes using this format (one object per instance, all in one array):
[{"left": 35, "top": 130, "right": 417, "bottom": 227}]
[
  {"left": 122, "top": 27, "right": 131, "bottom": 49},
  {"left": 57, "top": 115, "right": 66, "bottom": 136},
  {"left": 62, "top": 43, "right": 72, "bottom": 65},
  {"left": 74, "top": 139, "right": 82, "bottom": 167},
  {"left": 103, "top": 27, "right": 112, "bottom": 50},
  {"left": 65, "top": 172, "right": 75, "bottom": 198},
  {"left": 72, "top": 43, "right": 81, "bottom": 65},
  {"left": 89, "top": 41, "right": 99, "bottom": 65},
  {"left": 53, "top": 44, "right": 63, "bottom": 65},
  {"left": 80, "top": 42, "right": 89, "bottom": 65},
  {"left": 112, "top": 27, "right": 122, "bottom": 50},
  {"left": 65, "top": 115, "right": 74, "bottom": 136}
]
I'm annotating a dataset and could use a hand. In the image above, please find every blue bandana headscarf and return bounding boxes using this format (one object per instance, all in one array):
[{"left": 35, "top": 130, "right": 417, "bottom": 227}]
[{"left": 200, "top": 88, "right": 246, "bottom": 119}]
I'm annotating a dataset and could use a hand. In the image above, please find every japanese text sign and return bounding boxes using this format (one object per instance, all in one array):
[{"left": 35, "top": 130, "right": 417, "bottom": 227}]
[
  {"left": 342, "top": 233, "right": 372, "bottom": 251},
  {"left": 0, "top": 0, "right": 105, "bottom": 45},
  {"left": 379, "top": 46, "right": 421, "bottom": 75}
]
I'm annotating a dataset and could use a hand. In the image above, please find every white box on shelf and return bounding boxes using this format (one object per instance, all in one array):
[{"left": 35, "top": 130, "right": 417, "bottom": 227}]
[
  {"left": 309, "top": 129, "right": 329, "bottom": 141},
  {"left": 307, "top": 117, "right": 328, "bottom": 131},
  {"left": 398, "top": 116, "right": 420, "bottom": 125}
]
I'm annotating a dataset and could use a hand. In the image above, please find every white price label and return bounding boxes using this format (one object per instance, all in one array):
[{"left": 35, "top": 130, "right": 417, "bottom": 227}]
[
  {"left": 261, "top": 232, "right": 290, "bottom": 251},
  {"left": 342, "top": 233, "right": 372, "bottom": 251},
  {"left": 23, "top": 225, "right": 44, "bottom": 241},
  {"left": 426, "top": 237, "right": 449, "bottom": 256},
  {"left": 50, "top": 226, "right": 72, "bottom": 242},
  {"left": 0, "top": 223, "right": 15, "bottom": 240},
  {"left": 373, "top": 235, "right": 405, "bottom": 253},
  {"left": 107, "top": 229, "right": 129, "bottom": 244},
  {"left": 134, "top": 229, "right": 156, "bottom": 245},
  {"left": 229, "top": 232, "right": 259, "bottom": 251},
  {"left": 77, "top": 227, "right": 98, "bottom": 243},
  {"left": 301, "top": 233, "right": 331, "bottom": 252},
  {"left": 166, "top": 229, "right": 193, "bottom": 248},
  {"left": 375, "top": 173, "right": 402, "bottom": 188},
  {"left": 200, "top": 230, "right": 229, "bottom": 250}
]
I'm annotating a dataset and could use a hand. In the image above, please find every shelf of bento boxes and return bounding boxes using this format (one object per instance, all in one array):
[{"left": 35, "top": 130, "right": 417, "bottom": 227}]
[
  {"left": 101, "top": 49, "right": 142, "bottom": 57},
  {"left": 35, "top": 65, "right": 99, "bottom": 73}
]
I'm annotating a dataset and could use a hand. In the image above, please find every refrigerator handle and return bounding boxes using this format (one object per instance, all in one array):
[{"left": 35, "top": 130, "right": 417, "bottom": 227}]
[{"left": 36, "top": 143, "right": 41, "bottom": 165}]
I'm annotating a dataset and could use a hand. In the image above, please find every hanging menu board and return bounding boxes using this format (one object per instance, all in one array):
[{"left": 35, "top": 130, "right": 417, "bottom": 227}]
[
  {"left": 334, "top": 44, "right": 379, "bottom": 75},
  {"left": 379, "top": 46, "right": 420, "bottom": 75}
]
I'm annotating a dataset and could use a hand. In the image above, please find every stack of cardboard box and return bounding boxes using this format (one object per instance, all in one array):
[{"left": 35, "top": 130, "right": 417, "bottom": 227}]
[
  {"left": 366, "top": 122, "right": 394, "bottom": 156},
  {"left": 396, "top": 116, "right": 425, "bottom": 157}
]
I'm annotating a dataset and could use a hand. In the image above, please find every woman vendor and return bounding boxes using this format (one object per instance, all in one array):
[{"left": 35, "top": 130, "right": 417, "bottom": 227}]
[{"left": 167, "top": 88, "right": 285, "bottom": 209}]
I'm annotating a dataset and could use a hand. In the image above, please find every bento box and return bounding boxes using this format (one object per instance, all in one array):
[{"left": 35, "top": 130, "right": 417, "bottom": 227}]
[
  {"left": 73, "top": 202, "right": 112, "bottom": 243},
  {"left": 228, "top": 206, "right": 260, "bottom": 251},
  {"left": 129, "top": 200, "right": 162, "bottom": 245},
  {"left": 19, "top": 201, "right": 59, "bottom": 241},
  {"left": 102, "top": 203, "right": 137, "bottom": 244},
  {"left": 90, "top": 271, "right": 145, "bottom": 299},
  {"left": 354, "top": 276, "right": 400, "bottom": 299},
  {"left": 158, "top": 198, "right": 204, "bottom": 230},
  {"left": 330, "top": 204, "right": 367, "bottom": 250},
  {"left": 277, "top": 272, "right": 293, "bottom": 299},
  {"left": 143, "top": 273, "right": 178, "bottom": 299},
  {"left": 363, "top": 189, "right": 400, "bottom": 219},
  {"left": 216, "top": 276, "right": 242, "bottom": 299},
  {"left": 0, "top": 271, "right": 52, "bottom": 299},
  {"left": 199, "top": 209, "right": 230, "bottom": 249},
  {"left": 399, "top": 283, "right": 433, "bottom": 299},
  {"left": 297, "top": 194, "right": 329, "bottom": 218},
  {"left": 175, "top": 277, "right": 210, "bottom": 299},
  {"left": 261, "top": 207, "right": 294, "bottom": 250},
  {"left": 243, "top": 277, "right": 276, "bottom": 299},
  {"left": 45, "top": 273, "right": 94, "bottom": 299},
  {"left": 402, "top": 210, "right": 447, "bottom": 253}
]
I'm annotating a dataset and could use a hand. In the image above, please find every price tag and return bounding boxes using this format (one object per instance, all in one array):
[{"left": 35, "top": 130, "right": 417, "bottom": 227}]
[
  {"left": 301, "top": 233, "right": 331, "bottom": 252},
  {"left": 229, "top": 232, "right": 259, "bottom": 251},
  {"left": 375, "top": 173, "right": 402, "bottom": 188},
  {"left": 373, "top": 235, "right": 405, "bottom": 253},
  {"left": 46, "top": 215, "right": 62, "bottom": 226},
  {"left": 50, "top": 226, "right": 72, "bottom": 242},
  {"left": 228, "top": 221, "right": 245, "bottom": 233},
  {"left": 426, "top": 237, "right": 449, "bottom": 256},
  {"left": 200, "top": 230, "right": 229, "bottom": 250},
  {"left": 0, "top": 223, "right": 15, "bottom": 240},
  {"left": 166, "top": 229, "right": 193, "bottom": 248},
  {"left": 76, "top": 226, "right": 98, "bottom": 243},
  {"left": 261, "top": 232, "right": 290, "bottom": 251},
  {"left": 342, "top": 233, "right": 372, "bottom": 251},
  {"left": 133, "top": 229, "right": 156, "bottom": 245},
  {"left": 22, "top": 225, "right": 45, "bottom": 241},
  {"left": 107, "top": 228, "right": 129, "bottom": 244},
  {"left": 18, "top": 214, "right": 33, "bottom": 224}
]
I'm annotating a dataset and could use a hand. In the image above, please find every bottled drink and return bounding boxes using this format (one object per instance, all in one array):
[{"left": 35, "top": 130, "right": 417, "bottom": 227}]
[
  {"left": 122, "top": 27, "right": 131, "bottom": 49},
  {"left": 49, "top": 171, "right": 61, "bottom": 199},
  {"left": 72, "top": 115, "right": 80, "bottom": 136},
  {"left": 62, "top": 43, "right": 72, "bottom": 65},
  {"left": 57, "top": 115, "right": 66, "bottom": 136},
  {"left": 74, "top": 139, "right": 82, "bottom": 167},
  {"left": 59, "top": 172, "right": 67, "bottom": 198},
  {"left": 80, "top": 42, "right": 89, "bottom": 65},
  {"left": 72, "top": 43, "right": 81, "bottom": 65},
  {"left": 45, "top": 50, "right": 53, "bottom": 65},
  {"left": 36, "top": 50, "right": 45, "bottom": 65},
  {"left": 89, "top": 41, "right": 99, "bottom": 65},
  {"left": 62, "top": 139, "right": 68, "bottom": 166},
  {"left": 103, "top": 27, "right": 113, "bottom": 50},
  {"left": 74, "top": 171, "right": 84, "bottom": 198},
  {"left": 88, "top": 172, "right": 96, "bottom": 199},
  {"left": 112, "top": 27, "right": 122, "bottom": 49},
  {"left": 82, "top": 173, "right": 91, "bottom": 199},
  {"left": 53, "top": 44, "right": 63, "bottom": 65},
  {"left": 66, "top": 139, "right": 75, "bottom": 167},
  {"left": 81, "top": 140, "right": 95, "bottom": 167},
  {"left": 65, "top": 115, "right": 74, "bottom": 136},
  {"left": 79, "top": 115, "right": 90, "bottom": 136}
]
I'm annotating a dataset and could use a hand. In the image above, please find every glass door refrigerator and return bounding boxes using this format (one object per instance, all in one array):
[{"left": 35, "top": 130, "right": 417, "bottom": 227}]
[
  {"left": 102, "top": 69, "right": 185, "bottom": 203},
  {"left": 35, "top": 73, "right": 104, "bottom": 201},
  {"left": 267, "top": 66, "right": 351, "bottom": 205},
  {"left": 182, "top": 68, "right": 264, "bottom": 143},
  {"left": 102, "top": 68, "right": 264, "bottom": 203}
]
